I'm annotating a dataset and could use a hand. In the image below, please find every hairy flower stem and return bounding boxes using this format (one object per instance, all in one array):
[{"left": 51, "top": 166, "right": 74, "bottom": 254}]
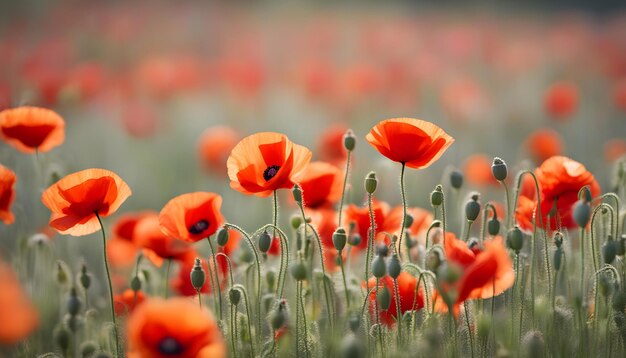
[
  {"left": 393, "top": 278, "right": 402, "bottom": 346},
  {"left": 207, "top": 238, "right": 223, "bottom": 320},
  {"left": 365, "top": 193, "right": 375, "bottom": 289},
  {"left": 233, "top": 284, "right": 255, "bottom": 357},
  {"left": 500, "top": 180, "right": 511, "bottom": 229},
  {"left": 464, "top": 303, "right": 475, "bottom": 358},
  {"left": 337, "top": 150, "right": 352, "bottom": 227},
  {"left": 398, "top": 163, "right": 408, "bottom": 259},
  {"left": 339, "top": 253, "right": 351, "bottom": 309},
  {"left": 375, "top": 278, "right": 385, "bottom": 358}
]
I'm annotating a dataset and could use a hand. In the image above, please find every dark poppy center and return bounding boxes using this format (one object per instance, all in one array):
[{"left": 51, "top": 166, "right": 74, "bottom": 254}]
[
  {"left": 263, "top": 165, "right": 281, "bottom": 181},
  {"left": 188, "top": 219, "right": 209, "bottom": 235},
  {"left": 158, "top": 336, "right": 184, "bottom": 355}
]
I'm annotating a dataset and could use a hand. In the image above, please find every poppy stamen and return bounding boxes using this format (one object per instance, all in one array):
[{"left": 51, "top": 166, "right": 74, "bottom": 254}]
[
  {"left": 188, "top": 219, "right": 209, "bottom": 235},
  {"left": 158, "top": 336, "right": 185, "bottom": 355},
  {"left": 263, "top": 165, "right": 281, "bottom": 181}
]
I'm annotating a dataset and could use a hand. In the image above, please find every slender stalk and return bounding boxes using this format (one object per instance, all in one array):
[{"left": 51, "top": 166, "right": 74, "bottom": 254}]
[
  {"left": 207, "top": 237, "right": 223, "bottom": 321},
  {"left": 375, "top": 278, "right": 385, "bottom": 358},
  {"left": 299, "top": 281, "right": 311, "bottom": 358},
  {"left": 339, "top": 253, "right": 351, "bottom": 309},
  {"left": 500, "top": 180, "right": 511, "bottom": 229},
  {"left": 393, "top": 278, "right": 402, "bottom": 346},
  {"left": 580, "top": 228, "right": 586, "bottom": 301},
  {"left": 233, "top": 284, "right": 255, "bottom": 357},
  {"left": 398, "top": 163, "right": 408, "bottom": 259},
  {"left": 464, "top": 303, "right": 475, "bottom": 358},
  {"left": 365, "top": 193, "right": 375, "bottom": 288},
  {"left": 95, "top": 213, "right": 121, "bottom": 358},
  {"left": 337, "top": 150, "right": 352, "bottom": 227}
]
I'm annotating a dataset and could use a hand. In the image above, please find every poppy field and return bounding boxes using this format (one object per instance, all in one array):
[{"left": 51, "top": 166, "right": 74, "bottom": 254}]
[{"left": 2, "top": 2, "right": 626, "bottom": 358}]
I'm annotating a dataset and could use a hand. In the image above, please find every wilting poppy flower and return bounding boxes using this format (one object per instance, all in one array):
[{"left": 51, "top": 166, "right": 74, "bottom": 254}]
[
  {"left": 524, "top": 128, "right": 564, "bottom": 164},
  {"left": 114, "top": 289, "right": 146, "bottom": 316},
  {"left": 0, "top": 260, "right": 39, "bottom": 345},
  {"left": 127, "top": 297, "right": 226, "bottom": 358},
  {"left": 0, "top": 106, "right": 65, "bottom": 153},
  {"left": 463, "top": 154, "right": 499, "bottom": 186},
  {"left": 364, "top": 272, "right": 425, "bottom": 327},
  {"left": 298, "top": 161, "right": 343, "bottom": 209},
  {"left": 135, "top": 213, "right": 193, "bottom": 265},
  {"left": 107, "top": 212, "right": 151, "bottom": 268},
  {"left": 41, "top": 168, "right": 132, "bottom": 236},
  {"left": 0, "top": 164, "right": 16, "bottom": 224},
  {"left": 227, "top": 132, "right": 312, "bottom": 197},
  {"left": 159, "top": 192, "right": 224, "bottom": 243},
  {"left": 544, "top": 82, "right": 579, "bottom": 120},
  {"left": 198, "top": 126, "right": 240, "bottom": 175},
  {"left": 366, "top": 118, "right": 454, "bottom": 169}
]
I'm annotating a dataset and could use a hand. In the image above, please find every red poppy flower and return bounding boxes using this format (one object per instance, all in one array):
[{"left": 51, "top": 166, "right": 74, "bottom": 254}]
[
  {"left": 364, "top": 272, "right": 425, "bottom": 327},
  {"left": 127, "top": 297, "right": 226, "bottom": 358},
  {"left": 114, "top": 289, "right": 146, "bottom": 316},
  {"left": 366, "top": 118, "right": 454, "bottom": 169},
  {"left": 544, "top": 82, "right": 579, "bottom": 120},
  {"left": 0, "top": 106, "right": 65, "bottom": 153},
  {"left": 344, "top": 200, "right": 397, "bottom": 251},
  {"left": 198, "top": 126, "right": 240, "bottom": 175},
  {"left": 135, "top": 213, "right": 193, "bottom": 263},
  {"left": 227, "top": 132, "right": 312, "bottom": 197},
  {"left": 298, "top": 161, "right": 343, "bottom": 209},
  {"left": 159, "top": 192, "right": 224, "bottom": 243},
  {"left": 0, "top": 164, "right": 16, "bottom": 224},
  {"left": 0, "top": 260, "right": 39, "bottom": 345},
  {"left": 317, "top": 124, "right": 349, "bottom": 167},
  {"left": 41, "top": 168, "right": 132, "bottom": 236},
  {"left": 107, "top": 212, "right": 151, "bottom": 268},
  {"left": 524, "top": 128, "right": 564, "bottom": 164}
]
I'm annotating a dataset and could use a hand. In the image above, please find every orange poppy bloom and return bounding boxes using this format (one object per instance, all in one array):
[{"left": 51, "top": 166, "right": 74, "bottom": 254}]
[
  {"left": 0, "top": 260, "right": 39, "bottom": 345},
  {"left": 524, "top": 128, "right": 564, "bottom": 164},
  {"left": 366, "top": 118, "right": 454, "bottom": 169},
  {"left": 198, "top": 126, "right": 240, "bottom": 175},
  {"left": 298, "top": 161, "right": 343, "bottom": 209},
  {"left": 344, "top": 200, "right": 397, "bottom": 251},
  {"left": 0, "top": 106, "right": 65, "bottom": 153},
  {"left": 127, "top": 297, "right": 226, "bottom": 358},
  {"left": 364, "top": 272, "right": 425, "bottom": 327},
  {"left": 544, "top": 82, "right": 579, "bottom": 120},
  {"left": 41, "top": 168, "right": 132, "bottom": 236},
  {"left": 159, "top": 192, "right": 224, "bottom": 243},
  {"left": 227, "top": 132, "right": 312, "bottom": 197},
  {"left": 463, "top": 154, "right": 499, "bottom": 186},
  {"left": 135, "top": 213, "right": 193, "bottom": 264},
  {"left": 107, "top": 212, "right": 151, "bottom": 268},
  {"left": 114, "top": 289, "right": 146, "bottom": 316},
  {"left": 0, "top": 164, "right": 17, "bottom": 224},
  {"left": 308, "top": 207, "right": 338, "bottom": 249}
]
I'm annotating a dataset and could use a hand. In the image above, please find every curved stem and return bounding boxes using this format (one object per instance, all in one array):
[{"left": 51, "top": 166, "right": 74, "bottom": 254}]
[
  {"left": 337, "top": 150, "right": 352, "bottom": 227},
  {"left": 480, "top": 203, "right": 497, "bottom": 242},
  {"left": 253, "top": 224, "right": 290, "bottom": 299},
  {"left": 95, "top": 213, "right": 120, "bottom": 358},
  {"left": 233, "top": 284, "right": 255, "bottom": 357}
]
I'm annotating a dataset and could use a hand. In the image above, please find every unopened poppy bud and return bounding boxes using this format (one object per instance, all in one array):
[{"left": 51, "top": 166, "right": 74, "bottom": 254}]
[
  {"left": 266, "top": 270, "right": 276, "bottom": 291},
  {"left": 388, "top": 254, "right": 402, "bottom": 279},
  {"left": 56, "top": 261, "right": 69, "bottom": 286},
  {"left": 229, "top": 288, "right": 241, "bottom": 305},
  {"left": 291, "top": 259, "right": 308, "bottom": 281},
  {"left": 372, "top": 256, "right": 387, "bottom": 278},
  {"left": 581, "top": 186, "right": 593, "bottom": 203},
  {"left": 404, "top": 214, "right": 414, "bottom": 228},
  {"left": 426, "top": 250, "right": 442, "bottom": 272},
  {"left": 491, "top": 157, "right": 508, "bottom": 181},
  {"left": 507, "top": 226, "right": 524, "bottom": 254},
  {"left": 573, "top": 200, "right": 591, "bottom": 228},
  {"left": 216, "top": 228, "right": 229, "bottom": 247},
  {"left": 468, "top": 238, "right": 480, "bottom": 252},
  {"left": 131, "top": 276, "right": 142, "bottom": 292},
  {"left": 376, "top": 244, "right": 389, "bottom": 257},
  {"left": 431, "top": 185, "right": 444, "bottom": 206},
  {"left": 190, "top": 258, "right": 206, "bottom": 290},
  {"left": 617, "top": 235, "right": 626, "bottom": 256},
  {"left": 80, "top": 341, "right": 98, "bottom": 357},
  {"left": 348, "top": 314, "right": 360, "bottom": 333},
  {"left": 292, "top": 184, "right": 303, "bottom": 205},
  {"left": 365, "top": 172, "right": 378, "bottom": 194},
  {"left": 80, "top": 264, "right": 91, "bottom": 290},
  {"left": 554, "top": 232, "right": 563, "bottom": 248},
  {"left": 341, "top": 334, "right": 365, "bottom": 358},
  {"left": 67, "top": 287, "right": 82, "bottom": 316},
  {"left": 488, "top": 217, "right": 500, "bottom": 236},
  {"left": 343, "top": 129, "right": 356, "bottom": 152},
  {"left": 553, "top": 248, "right": 563, "bottom": 271},
  {"left": 54, "top": 325, "right": 71, "bottom": 352},
  {"left": 333, "top": 227, "right": 347, "bottom": 251},
  {"left": 258, "top": 231, "right": 272, "bottom": 253},
  {"left": 291, "top": 215, "right": 303, "bottom": 230},
  {"left": 270, "top": 299, "right": 288, "bottom": 329},
  {"left": 450, "top": 170, "right": 464, "bottom": 189},
  {"left": 602, "top": 240, "right": 617, "bottom": 265},
  {"left": 377, "top": 286, "right": 391, "bottom": 310},
  {"left": 465, "top": 194, "right": 481, "bottom": 222},
  {"left": 349, "top": 234, "right": 362, "bottom": 246}
]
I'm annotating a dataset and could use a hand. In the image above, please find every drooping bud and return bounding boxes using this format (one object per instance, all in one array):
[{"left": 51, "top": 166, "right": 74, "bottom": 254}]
[
  {"left": 431, "top": 185, "right": 443, "bottom": 206},
  {"left": 376, "top": 244, "right": 389, "bottom": 257},
  {"left": 488, "top": 217, "right": 500, "bottom": 236},
  {"left": 292, "top": 184, "right": 303, "bottom": 205},
  {"left": 602, "top": 240, "right": 617, "bottom": 265},
  {"left": 491, "top": 157, "right": 508, "bottom": 181},
  {"left": 333, "top": 227, "right": 347, "bottom": 251},
  {"left": 216, "top": 228, "right": 229, "bottom": 247},
  {"left": 387, "top": 254, "right": 401, "bottom": 279},
  {"left": 343, "top": 129, "right": 356, "bottom": 152},
  {"left": 131, "top": 276, "right": 142, "bottom": 292},
  {"left": 291, "top": 215, "right": 303, "bottom": 230},
  {"left": 450, "top": 170, "right": 464, "bottom": 189},
  {"left": 269, "top": 299, "right": 288, "bottom": 330},
  {"left": 190, "top": 258, "right": 206, "bottom": 291},
  {"left": 365, "top": 172, "right": 378, "bottom": 194},
  {"left": 404, "top": 214, "right": 414, "bottom": 228},
  {"left": 377, "top": 286, "right": 391, "bottom": 311},
  {"left": 572, "top": 200, "right": 591, "bottom": 228},
  {"left": 258, "top": 231, "right": 272, "bottom": 253},
  {"left": 371, "top": 256, "right": 387, "bottom": 278},
  {"left": 507, "top": 226, "right": 524, "bottom": 254},
  {"left": 426, "top": 250, "right": 443, "bottom": 272},
  {"left": 229, "top": 288, "right": 241, "bottom": 305},
  {"left": 465, "top": 194, "right": 481, "bottom": 222}
]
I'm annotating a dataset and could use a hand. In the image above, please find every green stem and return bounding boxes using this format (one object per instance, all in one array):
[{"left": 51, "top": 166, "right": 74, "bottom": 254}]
[
  {"left": 339, "top": 253, "right": 351, "bottom": 309},
  {"left": 365, "top": 193, "right": 375, "bottom": 288},
  {"left": 393, "top": 278, "right": 402, "bottom": 346},
  {"left": 233, "top": 284, "right": 255, "bottom": 357},
  {"left": 375, "top": 278, "right": 385, "bottom": 358},
  {"left": 337, "top": 150, "right": 352, "bottom": 227},
  {"left": 207, "top": 237, "right": 223, "bottom": 321},
  {"left": 500, "top": 180, "right": 510, "bottom": 229},
  {"left": 398, "top": 163, "right": 407, "bottom": 259},
  {"left": 464, "top": 303, "right": 475, "bottom": 358},
  {"left": 299, "top": 281, "right": 311, "bottom": 358}
]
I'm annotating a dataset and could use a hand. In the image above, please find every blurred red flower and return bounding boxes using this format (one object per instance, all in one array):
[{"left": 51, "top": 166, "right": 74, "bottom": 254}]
[
  {"left": 0, "top": 164, "right": 16, "bottom": 225},
  {"left": 0, "top": 106, "right": 65, "bottom": 153}
]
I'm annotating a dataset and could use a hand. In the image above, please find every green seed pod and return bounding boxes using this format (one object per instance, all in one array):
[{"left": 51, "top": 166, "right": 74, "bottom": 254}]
[
  {"left": 573, "top": 200, "right": 591, "bottom": 228},
  {"left": 292, "top": 184, "right": 303, "bottom": 205},
  {"left": 491, "top": 157, "right": 508, "bottom": 181},
  {"left": 426, "top": 250, "right": 442, "bottom": 272},
  {"left": 602, "top": 240, "right": 617, "bottom": 265},
  {"left": 506, "top": 226, "right": 524, "bottom": 254},
  {"left": 387, "top": 254, "right": 401, "bottom": 279},
  {"left": 131, "top": 276, "right": 142, "bottom": 292},
  {"left": 553, "top": 248, "right": 563, "bottom": 271},
  {"left": 290, "top": 260, "right": 308, "bottom": 281},
  {"left": 80, "top": 341, "right": 98, "bottom": 358},
  {"left": 341, "top": 334, "right": 365, "bottom": 358},
  {"left": 343, "top": 129, "right": 356, "bottom": 152},
  {"left": 54, "top": 325, "right": 71, "bottom": 352},
  {"left": 67, "top": 287, "right": 82, "bottom": 316},
  {"left": 465, "top": 194, "right": 481, "bottom": 222},
  {"left": 229, "top": 288, "right": 241, "bottom": 305},
  {"left": 349, "top": 234, "right": 362, "bottom": 247},
  {"left": 377, "top": 285, "right": 391, "bottom": 310},
  {"left": 270, "top": 299, "right": 288, "bottom": 330},
  {"left": 290, "top": 215, "right": 303, "bottom": 230},
  {"left": 333, "top": 227, "right": 347, "bottom": 251},
  {"left": 365, "top": 172, "right": 378, "bottom": 194},
  {"left": 216, "top": 228, "right": 229, "bottom": 247},
  {"left": 190, "top": 258, "right": 206, "bottom": 290},
  {"left": 258, "top": 231, "right": 272, "bottom": 253},
  {"left": 79, "top": 264, "right": 91, "bottom": 290},
  {"left": 404, "top": 214, "right": 414, "bottom": 228},
  {"left": 487, "top": 217, "right": 500, "bottom": 236},
  {"left": 450, "top": 170, "right": 464, "bottom": 189},
  {"left": 371, "top": 256, "right": 387, "bottom": 278},
  {"left": 430, "top": 185, "right": 443, "bottom": 206}
]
